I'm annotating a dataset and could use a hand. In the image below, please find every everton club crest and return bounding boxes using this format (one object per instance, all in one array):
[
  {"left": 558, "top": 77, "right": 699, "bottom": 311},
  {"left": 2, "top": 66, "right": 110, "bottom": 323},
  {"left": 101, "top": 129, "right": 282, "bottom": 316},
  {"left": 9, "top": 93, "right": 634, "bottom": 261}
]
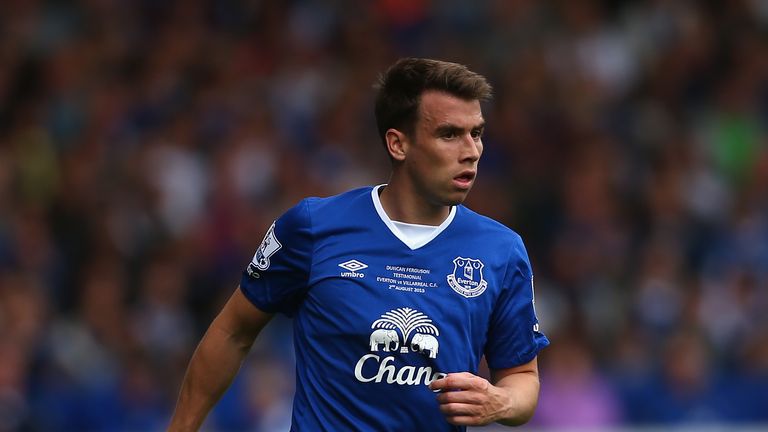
[{"left": 446, "top": 257, "right": 488, "bottom": 298}]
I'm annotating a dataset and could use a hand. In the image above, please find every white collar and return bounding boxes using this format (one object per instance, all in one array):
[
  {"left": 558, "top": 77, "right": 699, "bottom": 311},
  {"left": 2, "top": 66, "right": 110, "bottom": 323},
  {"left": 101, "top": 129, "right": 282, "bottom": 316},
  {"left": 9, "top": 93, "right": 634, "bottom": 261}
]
[{"left": 370, "top": 184, "right": 456, "bottom": 250}]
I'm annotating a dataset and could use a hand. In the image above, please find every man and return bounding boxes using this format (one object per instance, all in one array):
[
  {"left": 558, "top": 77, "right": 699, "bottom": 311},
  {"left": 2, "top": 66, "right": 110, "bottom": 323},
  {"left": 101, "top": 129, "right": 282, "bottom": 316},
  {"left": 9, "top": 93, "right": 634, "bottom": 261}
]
[{"left": 169, "top": 58, "right": 549, "bottom": 431}]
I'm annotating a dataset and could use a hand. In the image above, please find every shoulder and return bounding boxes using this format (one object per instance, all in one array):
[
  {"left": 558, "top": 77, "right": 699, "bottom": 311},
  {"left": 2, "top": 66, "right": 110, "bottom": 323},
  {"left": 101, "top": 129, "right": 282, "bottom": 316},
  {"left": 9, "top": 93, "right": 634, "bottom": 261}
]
[
  {"left": 455, "top": 205, "right": 524, "bottom": 244},
  {"left": 272, "top": 187, "right": 374, "bottom": 250},
  {"left": 302, "top": 186, "right": 374, "bottom": 209},
  {"left": 455, "top": 206, "right": 529, "bottom": 266},
  {"left": 285, "top": 186, "right": 375, "bottom": 227}
]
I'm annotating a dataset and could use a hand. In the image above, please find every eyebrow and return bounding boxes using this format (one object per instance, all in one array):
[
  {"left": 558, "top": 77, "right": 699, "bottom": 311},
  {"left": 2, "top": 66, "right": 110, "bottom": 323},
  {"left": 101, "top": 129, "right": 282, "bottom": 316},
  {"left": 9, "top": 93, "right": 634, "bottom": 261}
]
[{"left": 434, "top": 122, "right": 486, "bottom": 135}]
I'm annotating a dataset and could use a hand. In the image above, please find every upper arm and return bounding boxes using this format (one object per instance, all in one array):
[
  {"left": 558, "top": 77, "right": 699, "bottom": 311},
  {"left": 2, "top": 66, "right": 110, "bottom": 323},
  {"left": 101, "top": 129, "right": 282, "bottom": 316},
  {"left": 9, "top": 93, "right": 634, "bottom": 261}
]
[
  {"left": 490, "top": 357, "right": 539, "bottom": 386},
  {"left": 211, "top": 287, "right": 274, "bottom": 347}
]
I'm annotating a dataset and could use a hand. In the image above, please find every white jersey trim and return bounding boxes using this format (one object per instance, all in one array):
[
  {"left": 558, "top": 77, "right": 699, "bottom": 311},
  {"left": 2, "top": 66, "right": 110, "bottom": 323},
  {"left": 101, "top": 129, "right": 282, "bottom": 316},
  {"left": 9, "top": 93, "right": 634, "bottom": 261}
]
[{"left": 371, "top": 184, "right": 456, "bottom": 250}]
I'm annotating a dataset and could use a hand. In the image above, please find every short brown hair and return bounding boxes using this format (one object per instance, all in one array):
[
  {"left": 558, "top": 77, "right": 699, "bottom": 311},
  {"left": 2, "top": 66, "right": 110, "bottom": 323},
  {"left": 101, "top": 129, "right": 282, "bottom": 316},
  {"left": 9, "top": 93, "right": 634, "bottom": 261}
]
[{"left": 374, "top": 58, "right": 492, "bottom": 145}]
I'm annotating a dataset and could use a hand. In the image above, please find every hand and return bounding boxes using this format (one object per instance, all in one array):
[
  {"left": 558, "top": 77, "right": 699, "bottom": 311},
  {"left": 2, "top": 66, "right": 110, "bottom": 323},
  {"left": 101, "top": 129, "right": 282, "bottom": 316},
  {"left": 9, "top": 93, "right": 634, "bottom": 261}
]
[{"left": 429, "top": 372, "right": 511, "bottom": 426}]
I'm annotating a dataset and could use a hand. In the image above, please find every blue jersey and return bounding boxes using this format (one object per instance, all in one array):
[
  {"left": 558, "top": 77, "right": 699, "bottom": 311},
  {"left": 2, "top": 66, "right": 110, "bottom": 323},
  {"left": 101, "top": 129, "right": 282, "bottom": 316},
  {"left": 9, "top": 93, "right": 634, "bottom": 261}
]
[{"left": 240, "top": 186, "right": 549, "bottom": 431}]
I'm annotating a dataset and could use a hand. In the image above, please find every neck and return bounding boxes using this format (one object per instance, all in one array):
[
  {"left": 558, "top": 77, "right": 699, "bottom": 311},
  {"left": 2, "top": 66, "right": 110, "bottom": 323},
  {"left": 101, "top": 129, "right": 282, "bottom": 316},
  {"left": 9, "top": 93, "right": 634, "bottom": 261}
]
[{"left": 378, "top": 179, "right": 450, "bottom": 226}]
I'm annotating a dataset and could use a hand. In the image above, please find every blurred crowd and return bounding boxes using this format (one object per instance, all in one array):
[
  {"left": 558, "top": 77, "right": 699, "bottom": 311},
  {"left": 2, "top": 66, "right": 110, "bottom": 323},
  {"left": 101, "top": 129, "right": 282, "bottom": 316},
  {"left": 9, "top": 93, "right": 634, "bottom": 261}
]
[{"left": 1, "top": 0, "right": 767, "bottom": 430}]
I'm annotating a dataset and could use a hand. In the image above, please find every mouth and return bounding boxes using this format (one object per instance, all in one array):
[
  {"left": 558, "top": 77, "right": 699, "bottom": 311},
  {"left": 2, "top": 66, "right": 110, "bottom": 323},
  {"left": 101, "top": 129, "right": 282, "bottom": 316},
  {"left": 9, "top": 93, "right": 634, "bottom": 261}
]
[{"left": 453, "top": 171, "right": 476, "bottom": 189}]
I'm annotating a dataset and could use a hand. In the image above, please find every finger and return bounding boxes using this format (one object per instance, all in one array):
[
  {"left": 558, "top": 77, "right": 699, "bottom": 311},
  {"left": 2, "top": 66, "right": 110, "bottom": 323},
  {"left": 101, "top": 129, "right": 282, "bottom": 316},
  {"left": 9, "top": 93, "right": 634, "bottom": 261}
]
[
  {"left": 438, "top": 402, "right": 479, "bottom": 417},
  {"left": 428, "top": 377, "right": 451, "bottom": 392},
  {"left": 429, "top": 373, "right": 481, "bottom": 391},
  {"left": 436, "top": 389, "right": 485, "bottom": 405},
  {"left": 444, "top": 415, "right": 483, "bottom": 426}
]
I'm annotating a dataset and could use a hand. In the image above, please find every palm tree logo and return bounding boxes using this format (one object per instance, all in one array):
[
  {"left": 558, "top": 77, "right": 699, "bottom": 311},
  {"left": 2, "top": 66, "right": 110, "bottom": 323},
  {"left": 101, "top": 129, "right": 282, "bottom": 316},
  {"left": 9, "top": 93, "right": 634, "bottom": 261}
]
[{"left": 371, "top": 308, "right": 439, "bottom": 353}]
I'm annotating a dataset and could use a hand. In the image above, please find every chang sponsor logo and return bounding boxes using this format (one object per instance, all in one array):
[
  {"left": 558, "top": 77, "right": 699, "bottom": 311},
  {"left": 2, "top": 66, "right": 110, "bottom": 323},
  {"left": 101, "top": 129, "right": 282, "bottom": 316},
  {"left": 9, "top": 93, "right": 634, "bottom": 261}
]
[
  {"left": 354, "top": 354, "right": 446, "bottom": 386},
  {"left": 354, "top": 307, "right": 444, "bottom": 389}
]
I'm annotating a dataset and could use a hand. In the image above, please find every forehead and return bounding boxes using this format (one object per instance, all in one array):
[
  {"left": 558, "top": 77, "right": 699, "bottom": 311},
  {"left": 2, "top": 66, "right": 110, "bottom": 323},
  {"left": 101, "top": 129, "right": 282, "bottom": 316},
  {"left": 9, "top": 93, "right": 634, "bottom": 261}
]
[{"left": 418, "top": 90, "right": 484, "bottom": 128}]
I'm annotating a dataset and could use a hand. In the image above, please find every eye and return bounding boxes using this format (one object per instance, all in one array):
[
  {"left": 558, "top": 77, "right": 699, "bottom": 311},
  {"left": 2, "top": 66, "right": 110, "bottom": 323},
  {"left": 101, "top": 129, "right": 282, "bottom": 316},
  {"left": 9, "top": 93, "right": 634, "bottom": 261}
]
[{"left": 470, "top": 128, "right": 483, "bottom": 140}]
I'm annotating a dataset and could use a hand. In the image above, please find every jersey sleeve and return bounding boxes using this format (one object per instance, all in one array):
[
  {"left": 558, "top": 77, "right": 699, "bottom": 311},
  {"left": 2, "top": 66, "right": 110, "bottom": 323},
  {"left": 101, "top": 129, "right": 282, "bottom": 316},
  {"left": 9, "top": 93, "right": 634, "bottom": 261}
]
[
  {"left": 239, "top": 199, "right": 313, "bottom": 317},
  {"left": 484, "top": 234, "right": 549, "bottom": 370}
]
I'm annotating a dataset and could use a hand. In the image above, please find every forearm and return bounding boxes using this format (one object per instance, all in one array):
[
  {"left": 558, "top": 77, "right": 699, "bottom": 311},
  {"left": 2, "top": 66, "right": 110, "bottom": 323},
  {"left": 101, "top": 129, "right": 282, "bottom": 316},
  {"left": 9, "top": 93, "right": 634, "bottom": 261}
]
[
  {"left": 492, "top": 369, "right": 540, "bottom": 426},
  {"left": 431, "top": 360, "right": 541, "bottom": 427},
  {"left": 169, "top": 324, "right": 254, "bottom": 431}
]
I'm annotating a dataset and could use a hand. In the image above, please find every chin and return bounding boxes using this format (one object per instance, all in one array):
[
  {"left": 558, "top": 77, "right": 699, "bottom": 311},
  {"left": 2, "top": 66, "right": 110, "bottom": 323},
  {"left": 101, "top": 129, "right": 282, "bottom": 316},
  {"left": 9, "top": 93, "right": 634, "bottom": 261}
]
[{"left": 442, "top": 192, "right": 470, "bottom": 206}]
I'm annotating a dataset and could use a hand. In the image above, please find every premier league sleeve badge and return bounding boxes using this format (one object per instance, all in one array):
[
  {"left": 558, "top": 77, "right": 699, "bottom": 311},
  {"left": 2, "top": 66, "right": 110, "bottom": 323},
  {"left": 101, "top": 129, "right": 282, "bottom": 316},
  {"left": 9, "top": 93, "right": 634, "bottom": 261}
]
[{"left": 248, "top": 222, "right": 282, "bottom": 276}]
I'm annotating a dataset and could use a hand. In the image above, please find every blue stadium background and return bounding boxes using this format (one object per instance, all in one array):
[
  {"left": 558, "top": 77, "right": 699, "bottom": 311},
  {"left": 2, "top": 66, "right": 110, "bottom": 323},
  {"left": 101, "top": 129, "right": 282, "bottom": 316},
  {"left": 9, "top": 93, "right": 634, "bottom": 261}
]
[{"left": 0, "top": 0, "right": 767, "bottom": 430}]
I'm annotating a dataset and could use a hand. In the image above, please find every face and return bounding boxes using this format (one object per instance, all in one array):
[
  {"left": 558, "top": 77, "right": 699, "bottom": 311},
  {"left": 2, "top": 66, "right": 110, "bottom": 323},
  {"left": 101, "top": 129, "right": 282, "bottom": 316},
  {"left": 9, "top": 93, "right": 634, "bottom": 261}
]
[{"left": 394, "top": 90, "right": 485, "bottom": 207}]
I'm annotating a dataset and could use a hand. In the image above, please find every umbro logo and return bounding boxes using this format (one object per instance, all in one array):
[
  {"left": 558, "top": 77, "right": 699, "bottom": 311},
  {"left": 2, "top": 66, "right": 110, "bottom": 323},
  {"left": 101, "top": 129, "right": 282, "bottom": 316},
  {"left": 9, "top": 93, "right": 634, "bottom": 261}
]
[
  {"left": 339, "top": 259, "right": 368, "bottom": 278},
  {"left": 339, "top": 259, "right": 368, "bottom": 272}
]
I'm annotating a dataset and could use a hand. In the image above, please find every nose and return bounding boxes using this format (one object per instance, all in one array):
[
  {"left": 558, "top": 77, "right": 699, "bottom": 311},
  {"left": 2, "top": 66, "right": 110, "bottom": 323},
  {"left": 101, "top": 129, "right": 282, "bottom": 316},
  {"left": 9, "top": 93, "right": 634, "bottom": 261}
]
[{"left": 461, "top": 134, "right": 481, "bottom": 163}]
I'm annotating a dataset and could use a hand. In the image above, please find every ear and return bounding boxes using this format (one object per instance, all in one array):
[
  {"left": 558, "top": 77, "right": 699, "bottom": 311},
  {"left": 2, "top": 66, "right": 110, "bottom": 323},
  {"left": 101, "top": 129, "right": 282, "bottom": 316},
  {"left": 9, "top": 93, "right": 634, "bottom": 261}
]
[{"left": 384, "top": 128, "right": 408, "bottom": 162}]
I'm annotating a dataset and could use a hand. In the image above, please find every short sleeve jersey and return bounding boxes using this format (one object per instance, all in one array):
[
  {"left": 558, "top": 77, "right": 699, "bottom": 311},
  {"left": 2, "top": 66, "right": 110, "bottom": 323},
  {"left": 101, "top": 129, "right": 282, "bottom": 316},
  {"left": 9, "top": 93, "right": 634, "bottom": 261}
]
[{"left": 240, "top": 186, "right": 549, "bottom": 431}]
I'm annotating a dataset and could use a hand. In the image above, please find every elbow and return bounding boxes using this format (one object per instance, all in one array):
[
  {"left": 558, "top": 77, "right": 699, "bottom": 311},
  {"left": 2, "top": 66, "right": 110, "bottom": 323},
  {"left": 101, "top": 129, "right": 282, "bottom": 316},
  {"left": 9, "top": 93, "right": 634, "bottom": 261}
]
[{"left": 497, "top": 409, "right": 535, "bottom": 427}]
